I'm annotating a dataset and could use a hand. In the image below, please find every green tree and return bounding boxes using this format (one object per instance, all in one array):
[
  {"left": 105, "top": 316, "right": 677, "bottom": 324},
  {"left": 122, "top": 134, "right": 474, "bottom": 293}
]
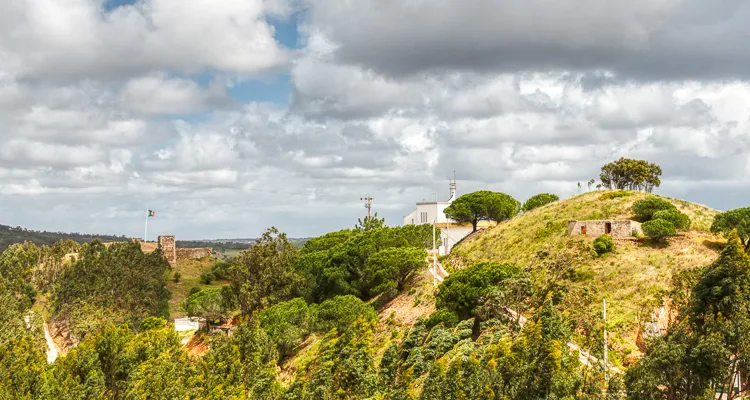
[
  {"left": 444, "top": 191, "right": 520, "bottom": 232},
  {"left": 711, "top": 207, "right": 750, "bottom": 252},
  {"left": 436, "top": 261, "right": 522, "bottom": 319},
  {"left": 642, "top": 219, "right": 677, "bottom": 242},
  {"left": 314, "top": 295, "right": 377, "bottom": 333},
  {"left": 355, "top": 213, "right": 386, "bottom": 232},
  {"left": 259, "top": 298, "right": 313, "bottom": 358},
  {"left": 229, "top": 227, "right": 299, "bottom": 314},
  {"left": 632, "top": 196, "right": 677, "bottom": 221},
  {"left": 184, "top": 288, "right": 231, "bottom": 327},
  {"left": 361, "top": 247, "right": 427, "bottom": 299},
  {"left": 653, "top": 209, "right": 691, "bottom": 230},
  {"left": 522, "top": 193, "right": 559, "bottom": 212},
  {"left": 600, "top": 157, "right": 662, "bottom": 192}
]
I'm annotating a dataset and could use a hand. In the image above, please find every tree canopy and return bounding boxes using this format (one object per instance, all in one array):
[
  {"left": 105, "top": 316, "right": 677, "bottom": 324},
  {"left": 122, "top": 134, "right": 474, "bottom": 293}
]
[
  {"left": 444, "top": 190, "right": 520, "bottom": 232},
  {"left": 229, "top": 227, "right": 299, "bottom": 314},
  {"left": 711, "top": 206, "right": 750, "bottom": 252},
  {"left": 600, "top": 157, "right": 662, "bottom": 192},
  {"left": 521, "top": 193, "right": 559, "bottom": 212}
]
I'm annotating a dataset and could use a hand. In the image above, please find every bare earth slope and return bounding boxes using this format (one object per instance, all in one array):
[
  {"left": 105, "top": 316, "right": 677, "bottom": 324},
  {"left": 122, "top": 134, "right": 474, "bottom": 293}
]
[{"left": 448, "top": 190, "right": 722, "bottom": 363}]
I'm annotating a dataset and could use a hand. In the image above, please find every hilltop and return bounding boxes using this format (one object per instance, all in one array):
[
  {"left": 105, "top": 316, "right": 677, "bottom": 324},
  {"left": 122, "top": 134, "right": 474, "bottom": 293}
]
[
  {"left": 448, "top": 190, "right": 723, "bottom": 363},
  {"left": 0, "top": 224, "right": 128, "bottom": 252}
]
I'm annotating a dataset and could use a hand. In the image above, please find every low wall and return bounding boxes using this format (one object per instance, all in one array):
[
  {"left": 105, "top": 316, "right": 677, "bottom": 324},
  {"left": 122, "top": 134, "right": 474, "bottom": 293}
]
[{"left": 176, "top": 247, "right": 213, "bottom": 261}]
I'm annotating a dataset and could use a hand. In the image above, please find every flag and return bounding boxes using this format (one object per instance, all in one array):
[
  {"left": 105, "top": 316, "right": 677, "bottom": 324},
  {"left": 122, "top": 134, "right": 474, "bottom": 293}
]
[{"left": 148, "top": 210, "right": 155, "bottom": 217}]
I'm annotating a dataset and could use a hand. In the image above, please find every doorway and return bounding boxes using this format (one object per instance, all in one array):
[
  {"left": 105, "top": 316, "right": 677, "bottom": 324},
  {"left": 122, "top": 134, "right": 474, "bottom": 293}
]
[
  {"left": 581, "top": 225, "right": 586, "bottom": 235},
  {"left": 605, "top": 222, "right": 612, "bottom": 235}
]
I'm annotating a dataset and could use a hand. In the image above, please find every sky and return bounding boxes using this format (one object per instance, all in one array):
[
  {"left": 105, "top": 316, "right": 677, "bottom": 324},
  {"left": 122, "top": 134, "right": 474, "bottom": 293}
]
[{"left": 2, "top": 0, "right": 750, "bottom": 239}]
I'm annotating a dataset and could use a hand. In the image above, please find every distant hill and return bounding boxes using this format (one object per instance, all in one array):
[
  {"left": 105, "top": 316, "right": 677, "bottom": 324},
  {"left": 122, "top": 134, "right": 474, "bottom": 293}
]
[
  {"left": 448, "top": 190, "right": 723, "bottom": 364},
  {"left": 0, "top": 224, "right": 128, "bottom": 252}
]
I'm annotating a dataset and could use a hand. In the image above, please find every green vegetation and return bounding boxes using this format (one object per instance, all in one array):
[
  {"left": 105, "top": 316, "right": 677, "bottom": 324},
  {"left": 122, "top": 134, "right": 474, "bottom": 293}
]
[
  {"left": 626, "top": 232, "right": 750, "bottom": 398},
  {"left": 598, "top": 190, "right": 632, "bottom": 200},
  {"left": 0, "top": 224, "right": 127, "bottom": 253},
  {"left": 599, "top": 157, "right": 662, "bottom": 192},
  {"left": 653, "top": 209, "right": 691, "bottom": 230},
  {"left": 522, "top": 193, "right": 559, "bottom": 212},
  {"left": 642, "top": 219, "right": 677, "bottom": 242},
  {"left": 444, "top": 190, "right": 520, "bottom": 231},
  {"left": 632, "top": 197, "right": 677, "bottom": 221},
  {"left": 592, "top": 234, "right": 614, "bottom": 256},
  {"left": 711, "top": 206, "right": 750, "bottom": 251}
]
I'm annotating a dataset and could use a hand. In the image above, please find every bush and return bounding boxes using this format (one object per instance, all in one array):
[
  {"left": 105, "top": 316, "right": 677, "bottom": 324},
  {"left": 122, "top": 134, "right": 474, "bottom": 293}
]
[
  {"left": 189, "top": 286, "right": 201, "bottom": 296},
  {"left": 592, "top": 234, "right": 614, "bottom": 256},
  {"left": 598, "top": 190, "right": 632, "bottom": 200},
  {"left": 260, "top": 298, "right": 314, "bottom": 358},
  {"left": 199, "top": 272, "right": 215, "bottom": 285},
  {"left": 173, "top": 271, "right": 182, "bottom": 283},
  {"left": 642, "top": 219, "right": 676, "bottom": 241},
  {"left": 522, "top": 193, "right": 559, "bottom": 212},
  {"left": 435, "top": 261, "right": 521, "bottom": 319},
  {"left": 653, "top": 209, "right": 691, "bottom": 231},
  {"left": 632, "top": 197, "right": 676, "bottom": 221},
  {"left": 211, "top": 260, "right": 229, "bottom": 280},
  {"left": 424, "top": 309, "right": 459, "bottom": 329},
  {"left": 314, "top": 295, "right": 377, "bottom": 333}
]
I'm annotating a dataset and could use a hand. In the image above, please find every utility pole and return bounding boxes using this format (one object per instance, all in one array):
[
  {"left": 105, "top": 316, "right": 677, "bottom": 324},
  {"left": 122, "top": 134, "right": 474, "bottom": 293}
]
[
  {"left": 360, "top": 196, "right": 373, "bottom": 218},
  {"left": 432, "top": 217, "right": 437, "bottom": 286},
  {"left": 603, "top": 298, "right": 608, "bottom": 383}
]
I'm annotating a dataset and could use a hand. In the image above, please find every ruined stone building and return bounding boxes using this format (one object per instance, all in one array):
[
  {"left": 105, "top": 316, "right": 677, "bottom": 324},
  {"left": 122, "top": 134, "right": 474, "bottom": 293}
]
[{"left": 567, "top": 219, "right": 642, "bottom": 238}]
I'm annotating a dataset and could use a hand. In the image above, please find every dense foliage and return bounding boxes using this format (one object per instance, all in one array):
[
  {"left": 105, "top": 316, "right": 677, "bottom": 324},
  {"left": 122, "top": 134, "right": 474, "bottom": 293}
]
[
  {"left": 444, "top": 190, "right": 520, "bottom": 232},
  {"left": 436, "top": 261, "right": 522, "bottom": 319},
  {"left": 642, "top": 219, "right": 677, "bottom": 242},
  {"left": 599, "top": 157, "right": 662, "bottom": 192},
  {"left": 626, "top": 232, "right": 750, "bottom": 399},
  {"left": 632, "top": 197, "right": 689, "bottom": 242},
  {"left": 52, "top": 240, "right": 170, "bottom": 337},
  {"left": 711, "top": 207, "right": 750, "bottom": 252},
  {"left": 522, "top": 193, "right": 559, "bottom": 212}
]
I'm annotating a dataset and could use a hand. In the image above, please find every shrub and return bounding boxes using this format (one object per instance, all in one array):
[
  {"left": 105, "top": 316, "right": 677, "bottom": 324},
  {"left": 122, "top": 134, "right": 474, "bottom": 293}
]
[
  {"left": 435, "top": 261, "right": 521, "bottom": 319},
  {"left": 653, "top": 209, "right": 691, "bottom": 231},
  {"left": 598, "top": 190, "right": 632, "bottom": 200},
  {"left": 314, "top": 295, "right": 377, "bottom": 333},
  {"left": 632, "top": 197, "right": 676, "bottom": 221},
  {"left": 424, "top": 309, "right": 459, "bottom": 329},
  {"left": 642, "top": 219, "right": 676, "bottom": 241},
  {"left": 189, "top": 286, "right": 201, "bottom": 296},
  {"left": 199, "top": 271, "right": 215, "bottom": 285},
  {"left": 211, "top": 260, "right": 229, "bottom": 280},
  {"left": 260, "top": 298, "right": 314, "bottom": 358},
  {"left": 592, "top": 234, "right": 614, "bottom": 256},
  {"left": 522, "top": 193, "right": 559, "bottom": 212},
  {"left": 173, "top": 271, "right": 182, "bottom": 283}
]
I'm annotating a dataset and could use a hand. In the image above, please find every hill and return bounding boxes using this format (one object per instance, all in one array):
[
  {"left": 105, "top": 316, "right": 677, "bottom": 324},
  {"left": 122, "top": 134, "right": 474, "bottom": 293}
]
[
  {"left": 0, "top": 224, "right": 128, "bottom": 252},
  {"left": 448, "top": 190, "right": 723, "bottom": 364}
]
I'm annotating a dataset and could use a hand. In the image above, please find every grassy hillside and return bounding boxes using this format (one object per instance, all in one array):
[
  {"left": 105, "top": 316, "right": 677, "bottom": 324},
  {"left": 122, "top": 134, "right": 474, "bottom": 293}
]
[
  {"left": 449, "top": 190, "right": 723, "bottom": 362},
  {"left": 167, "top": 257, "right": 230, "bottom": 318}
]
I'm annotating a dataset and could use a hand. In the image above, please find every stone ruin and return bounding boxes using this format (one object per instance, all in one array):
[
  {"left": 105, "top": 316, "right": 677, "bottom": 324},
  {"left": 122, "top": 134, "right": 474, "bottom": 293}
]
[
  {"left": 567, "top": 219, "right": 642, "bottom": 238},
  {"left": 155, "top": 235, "right": 211, "bottom": 267}
]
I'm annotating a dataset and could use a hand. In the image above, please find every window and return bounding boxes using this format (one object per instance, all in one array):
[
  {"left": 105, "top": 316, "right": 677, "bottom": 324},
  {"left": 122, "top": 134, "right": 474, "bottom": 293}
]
[
  {"left": 581, "top": 225, "right": 586, "bottom": 234},
  {"left": 420, "top": 212, "right": 428, "bottom": 223},
  {"left": 605, "top": 222, "right": 612, "bottom": 234}
]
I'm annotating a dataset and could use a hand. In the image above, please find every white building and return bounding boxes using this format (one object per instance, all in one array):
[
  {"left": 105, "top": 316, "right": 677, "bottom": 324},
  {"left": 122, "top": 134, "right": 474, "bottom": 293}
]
[{"left": 403, "top": 180, "right": 489, "bottom": 255}]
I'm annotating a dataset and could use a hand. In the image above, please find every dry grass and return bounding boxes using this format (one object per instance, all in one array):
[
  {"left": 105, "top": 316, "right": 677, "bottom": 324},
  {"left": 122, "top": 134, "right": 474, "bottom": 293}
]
[{"left": 450, "top": 190, "right": 723, "bottom": 360}]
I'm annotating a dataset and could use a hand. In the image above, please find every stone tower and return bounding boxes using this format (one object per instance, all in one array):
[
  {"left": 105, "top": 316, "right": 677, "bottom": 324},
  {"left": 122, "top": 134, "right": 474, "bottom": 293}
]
[{"left": 158, "top": 235, "right": 177, "bottom": 267}]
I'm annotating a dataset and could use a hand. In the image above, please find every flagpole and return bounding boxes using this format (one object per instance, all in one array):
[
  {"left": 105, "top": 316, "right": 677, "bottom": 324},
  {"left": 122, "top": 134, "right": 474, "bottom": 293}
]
[{"left": 144, "top": 211, "right": 148, "bottom": 242}]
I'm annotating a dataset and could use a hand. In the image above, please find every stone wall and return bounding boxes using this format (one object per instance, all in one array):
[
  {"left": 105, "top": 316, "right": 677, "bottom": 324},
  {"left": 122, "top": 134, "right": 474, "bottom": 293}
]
[
  {"left": 158, "top": 236, "right": 177, "bottom": 266},
  {"left": 176, "top": 247, "right": 213, "bottom": 261},
  {"left": 567, "top": 220, "right": 642, "bottom": 238}
]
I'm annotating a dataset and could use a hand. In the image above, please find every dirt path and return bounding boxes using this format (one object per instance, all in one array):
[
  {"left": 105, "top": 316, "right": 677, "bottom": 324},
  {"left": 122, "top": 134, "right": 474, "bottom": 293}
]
[{"left": 43, "top": 321, "right": 60, "bottom": 363}]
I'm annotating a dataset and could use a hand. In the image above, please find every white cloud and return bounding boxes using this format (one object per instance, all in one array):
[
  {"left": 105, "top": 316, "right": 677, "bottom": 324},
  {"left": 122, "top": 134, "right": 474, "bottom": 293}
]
[{"left": 120, "top": 74, "right": 231, "bottom": 116}]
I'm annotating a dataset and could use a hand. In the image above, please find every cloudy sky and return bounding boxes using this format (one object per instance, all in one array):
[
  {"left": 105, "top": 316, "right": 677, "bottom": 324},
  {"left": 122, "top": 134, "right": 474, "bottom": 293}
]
[{"left": 2, "top": 0, "right": 750, "bottom": 239}]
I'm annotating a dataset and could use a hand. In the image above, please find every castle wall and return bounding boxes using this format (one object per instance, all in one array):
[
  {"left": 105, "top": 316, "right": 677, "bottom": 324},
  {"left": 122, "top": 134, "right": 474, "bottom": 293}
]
[
  {"left": 158, "top": 236, "right": 177, "bottom": 266},
  {"left": 176, "top": 247, "right": 213, "bottom": 261}
]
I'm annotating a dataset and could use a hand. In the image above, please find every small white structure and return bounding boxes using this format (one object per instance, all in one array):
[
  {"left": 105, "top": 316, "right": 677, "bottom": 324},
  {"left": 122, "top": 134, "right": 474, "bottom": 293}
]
[
  {"left": 403, "top": 180, "right": 481, "bottom": 255},
  {"left": 174, "top": 317, "right": 203, "bottom": 332}
]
